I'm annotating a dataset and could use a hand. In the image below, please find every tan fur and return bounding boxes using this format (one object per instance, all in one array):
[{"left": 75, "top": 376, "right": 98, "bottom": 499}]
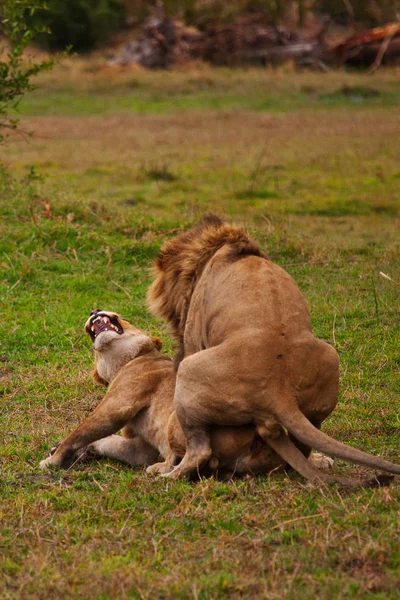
[
  {"left": 147, "top": 217, "right": 400, "bottom": 486},
  {"left": 92, "top": 369, "right": 108, "bottom": 387}
]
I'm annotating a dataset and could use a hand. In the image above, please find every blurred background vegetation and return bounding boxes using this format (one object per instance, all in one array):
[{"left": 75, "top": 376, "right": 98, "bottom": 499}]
[{"left": 20, "top": 0, "right": 400, "bottom": 52}]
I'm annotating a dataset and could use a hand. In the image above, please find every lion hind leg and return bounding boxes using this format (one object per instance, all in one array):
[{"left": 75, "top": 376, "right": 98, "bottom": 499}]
[{"left": 88, "top": 435, "right": 159, "bottom": 467}]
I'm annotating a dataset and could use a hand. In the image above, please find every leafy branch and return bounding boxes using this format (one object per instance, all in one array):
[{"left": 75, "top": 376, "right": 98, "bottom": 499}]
[{"left": 0, "top": 0, "right": 54, "bottom": 142}]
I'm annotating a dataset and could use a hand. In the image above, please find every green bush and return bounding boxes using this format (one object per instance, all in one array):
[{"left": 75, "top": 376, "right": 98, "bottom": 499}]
[
  {"left": 123, "top": 1, "right": 400, "bottom": 29},
  {"left": 315, "top": 0, "right": 400, "bottom": 25},
  {"left": 123, "top": 0, "right": 288, "bottom": 29},
  {"left": 32, "top": 0, "right": 125, "bottom": 52},
  {"left": 0, "top": 0, "right": 53, "bottom": 144}
]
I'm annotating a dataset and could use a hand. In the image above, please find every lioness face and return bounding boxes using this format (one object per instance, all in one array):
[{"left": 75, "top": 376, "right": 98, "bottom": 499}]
[
  {"left": 84, "top": 310, "right": 162, "bottom": 384},
  {"left": 85, "top": 309, "right": 138, "bottom": 352}
]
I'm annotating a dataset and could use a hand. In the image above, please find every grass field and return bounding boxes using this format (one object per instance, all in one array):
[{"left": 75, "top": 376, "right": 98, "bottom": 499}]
[{"left": 1, "top": 64, "right": 399, "bottom": 599}]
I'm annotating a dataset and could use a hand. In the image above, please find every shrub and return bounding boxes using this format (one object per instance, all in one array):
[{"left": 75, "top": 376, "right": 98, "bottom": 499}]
[
  {"left": 0, "top": 0, "right": 53, "bottom": 144},
  {"left": 315, "top": 0, "right": 400, "bottom": 25},
  {"left": 31, "top": 0, "right": 125, "bottom": 52}
]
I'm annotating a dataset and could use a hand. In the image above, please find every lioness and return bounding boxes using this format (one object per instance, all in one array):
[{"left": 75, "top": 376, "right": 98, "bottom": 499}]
[
  {"left": 147, "top": 215, "right": 400, "bottom": 483},
  {"left": 39, "top": 310, "right": 288, "bottom": 476},
  {"left": 39, "top": 310, "right": 339, "bottom": 481}
]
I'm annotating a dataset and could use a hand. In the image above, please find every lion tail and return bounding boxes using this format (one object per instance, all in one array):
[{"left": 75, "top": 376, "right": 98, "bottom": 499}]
[
  {"left": 274, "top": 402, "right": 400, "bottom": 475},
  {"left": 266, "top": 429, "right": 393, "bottom": 488}
]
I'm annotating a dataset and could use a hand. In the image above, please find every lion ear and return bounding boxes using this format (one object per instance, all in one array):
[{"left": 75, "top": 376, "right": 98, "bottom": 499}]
[
  {"left": 152, "top": 336, "right": 163, "bottom": 351},
  {"left": 92, "top": 369, "right": 108, "bottom": 387}
]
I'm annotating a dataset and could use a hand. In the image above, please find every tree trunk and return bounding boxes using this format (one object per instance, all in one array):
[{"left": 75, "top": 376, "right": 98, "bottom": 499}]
[{"left": 298, "top": 0, "right": 305, "bottom": 27}]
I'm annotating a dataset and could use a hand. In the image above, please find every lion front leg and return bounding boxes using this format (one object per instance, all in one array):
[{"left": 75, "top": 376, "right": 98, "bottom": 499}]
[
  {"left": 161, "top": 401, "right": 212, "bottom": 480},
  {"left": 162, "top": 434, "right": 212, "bottom": 480},
  {"left": 163, "top": 348, "right": 249, "bottom": 480},
  {"left": 39, "top": 388, "right": 149, "bottom": 470},
  {"left": 146, "top": 452, "right": 180, "bottom": 475}
]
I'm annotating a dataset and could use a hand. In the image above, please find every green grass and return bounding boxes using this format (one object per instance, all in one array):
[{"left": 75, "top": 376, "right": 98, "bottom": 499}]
[
  {"left": 17, "top": 65, "right": 400, "bottom": 117},
  {"left": 1, "top": 65, "right": 399, "bottom": 599}
]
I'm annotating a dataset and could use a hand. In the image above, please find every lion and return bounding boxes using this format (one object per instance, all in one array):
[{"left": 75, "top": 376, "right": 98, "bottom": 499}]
[
  {"left": 147, "top": 215, "right": 400, "bottom": 484},
  {"left": 39, "top": 310, "right": 337, "bottom": 480}
]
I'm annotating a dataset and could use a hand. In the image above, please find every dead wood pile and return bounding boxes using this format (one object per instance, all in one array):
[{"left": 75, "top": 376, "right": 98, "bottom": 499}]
[
  {"left": 109, "top": 13, "right": 321, "bottom": 69},
  {"left": 332, "top": 23, "right": 400, "bottom": 69},
  {"left": 108, "top": 16, "right": 203, "bottom": 68},
  {"left": 109, "top": 15, "right": 400, "bottom": 71},
  {"left": 199, "top": 13, "right": 304, "bottom": 66}
]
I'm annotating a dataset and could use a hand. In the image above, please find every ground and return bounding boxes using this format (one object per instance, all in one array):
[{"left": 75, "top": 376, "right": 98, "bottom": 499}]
[{"left": 0, "top": 64, "right": 399, "bottom": 599}]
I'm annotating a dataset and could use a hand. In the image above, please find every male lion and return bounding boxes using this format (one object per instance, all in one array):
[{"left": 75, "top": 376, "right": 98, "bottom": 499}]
[{"left": 147, "top": 216, "right": 400, "bottom": 483}]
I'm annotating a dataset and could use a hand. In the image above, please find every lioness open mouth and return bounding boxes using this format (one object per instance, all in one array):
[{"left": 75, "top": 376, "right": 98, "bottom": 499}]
[{"left": 87, "top": 310, "right": 124, "bottom": 343}]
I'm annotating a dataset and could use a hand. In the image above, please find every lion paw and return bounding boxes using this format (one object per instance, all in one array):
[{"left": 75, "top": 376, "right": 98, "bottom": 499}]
[
  {"left": 160, "top": 466, "right": 184, "bottom": 480},
  {"left": 309, "top": 452, "right": 334, "bottom": 470},
  {"left": 146, "top": 461, "right": 174, "bottom": 476},
  {"left": 39, "top": 457, "right": 54, "bottom": 470}
]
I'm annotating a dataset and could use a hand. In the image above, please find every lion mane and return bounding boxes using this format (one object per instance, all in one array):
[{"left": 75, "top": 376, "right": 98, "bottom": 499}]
[{"left": 147, "top": 215, "right": 266, "bottom": 364}]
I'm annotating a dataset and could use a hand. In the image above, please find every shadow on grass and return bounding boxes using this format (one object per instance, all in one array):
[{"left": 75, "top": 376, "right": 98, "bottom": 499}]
[
  {"left": 235, "top": 188, "right": 280, "bottom": 200},
  {"left": 301, "top": 199, "right": 399, "bottom": 217}
]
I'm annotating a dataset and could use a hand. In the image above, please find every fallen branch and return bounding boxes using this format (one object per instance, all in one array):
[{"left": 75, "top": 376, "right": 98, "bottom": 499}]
[
  {"left": 333, "top": 23, "right": 400, "bottom": 67},
  {"left": 368, "top": 26, "right": 398, "bottom": 74},
  {"left": 247, "top": 41, "right": 327, "bottom": 66}
]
